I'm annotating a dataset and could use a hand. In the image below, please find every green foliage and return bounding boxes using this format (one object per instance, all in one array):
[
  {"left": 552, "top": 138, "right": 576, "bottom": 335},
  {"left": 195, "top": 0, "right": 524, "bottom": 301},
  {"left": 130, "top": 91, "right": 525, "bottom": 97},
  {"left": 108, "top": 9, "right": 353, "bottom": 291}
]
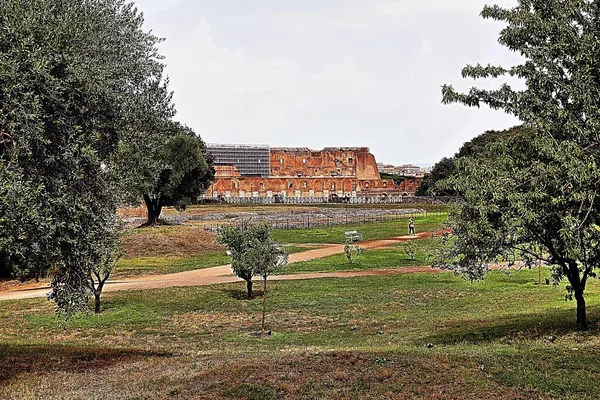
[
  {"left": 415, "top": 157, "right": 457, "bottom": 196},
  {"left": 117, "top": 121, "right": 215, "bottom": 225},
  {"left": 379, "top": 172, "right": 407, "bottom": 184},
  {"left": 157, "top": 130, "right": 214, "bottom": 212},
  {"left": 344, "top": 244, "right": 364, "bottom": 264},
  {"left": 403, "top": 242, "right": 417, "bottom": 260},
  {"left": 0, "top": 0, "right": 171, "bottom": 316},
  {"left": 217, "top": 222, "right": 289, "bottom": 299},
  {"left": 417, "top": 128, "right": 522, "bottom": 197},
  {"left": 441, "top": 0, "right": 600, "bottom": 330}
]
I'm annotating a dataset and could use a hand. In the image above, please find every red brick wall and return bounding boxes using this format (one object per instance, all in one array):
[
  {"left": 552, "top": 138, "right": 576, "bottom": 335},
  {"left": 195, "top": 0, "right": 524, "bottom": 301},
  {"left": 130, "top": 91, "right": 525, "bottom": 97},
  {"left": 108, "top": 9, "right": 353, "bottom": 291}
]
[{"left": 207, "top": 147, "right": 419, "bottom": 198}]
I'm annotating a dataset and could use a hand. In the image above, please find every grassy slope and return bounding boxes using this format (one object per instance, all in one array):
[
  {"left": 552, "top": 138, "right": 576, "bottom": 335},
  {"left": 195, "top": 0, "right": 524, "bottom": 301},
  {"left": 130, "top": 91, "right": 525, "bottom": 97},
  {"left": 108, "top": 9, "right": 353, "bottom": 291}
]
[{"left": 2, "top": 269, "right": 600, "bottom": 399}]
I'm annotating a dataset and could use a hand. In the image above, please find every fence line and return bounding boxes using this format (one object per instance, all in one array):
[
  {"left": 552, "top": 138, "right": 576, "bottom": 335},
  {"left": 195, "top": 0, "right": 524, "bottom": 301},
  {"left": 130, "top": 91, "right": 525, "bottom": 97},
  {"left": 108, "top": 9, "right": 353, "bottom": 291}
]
[
  {"left": 199, "top": 196, "right": 455, "bottom": 205},
  {"left": 203, "top": 210, "right": 446, "bottom": 232}
]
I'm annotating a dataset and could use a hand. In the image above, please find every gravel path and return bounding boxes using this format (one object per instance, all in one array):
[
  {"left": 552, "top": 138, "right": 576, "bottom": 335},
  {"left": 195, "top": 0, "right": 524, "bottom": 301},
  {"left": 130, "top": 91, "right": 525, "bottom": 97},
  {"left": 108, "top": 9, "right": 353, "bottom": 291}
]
[{"left": 0, "top": 231, "right": 442, "bottom": 301}]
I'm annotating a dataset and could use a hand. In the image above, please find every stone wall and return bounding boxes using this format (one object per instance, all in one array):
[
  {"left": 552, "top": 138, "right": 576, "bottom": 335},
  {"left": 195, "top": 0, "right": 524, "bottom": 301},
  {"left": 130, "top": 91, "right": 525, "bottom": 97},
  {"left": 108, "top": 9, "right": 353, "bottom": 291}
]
[{"left": 206, "top": 146, "right": 420, "bottom": 198}]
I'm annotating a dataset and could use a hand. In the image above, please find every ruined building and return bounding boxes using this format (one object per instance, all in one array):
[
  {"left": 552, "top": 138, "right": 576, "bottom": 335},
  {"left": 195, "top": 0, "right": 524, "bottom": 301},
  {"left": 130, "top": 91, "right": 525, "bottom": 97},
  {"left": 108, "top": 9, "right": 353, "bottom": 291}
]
[{"left": 205, "top": 144, "right": 421, "bottom": 199}]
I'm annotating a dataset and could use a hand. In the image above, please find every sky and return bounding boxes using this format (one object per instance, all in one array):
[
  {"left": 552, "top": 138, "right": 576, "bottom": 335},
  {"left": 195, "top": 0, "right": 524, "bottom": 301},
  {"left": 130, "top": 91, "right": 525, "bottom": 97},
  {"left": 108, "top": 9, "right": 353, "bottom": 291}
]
[{"left": 133, "top": 0, "right": 522, "bottom": 165}]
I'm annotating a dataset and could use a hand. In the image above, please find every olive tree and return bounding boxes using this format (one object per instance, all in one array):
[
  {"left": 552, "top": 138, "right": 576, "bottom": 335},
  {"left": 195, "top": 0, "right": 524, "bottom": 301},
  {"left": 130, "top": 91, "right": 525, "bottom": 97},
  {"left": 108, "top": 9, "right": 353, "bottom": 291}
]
[
  {"left": 0, "top": 0, "right": 169, "bottom": 316},
  {"left": 441, "top": 0, "right": 600, "bottom": 330},
  {"left": 133, "top": 124, "right": 214, "bottom": 226},
  {"left": 217, "top": 222, "right": 289, "bottom": 333},
  {"left": 253, "top": 240, "right": 288, "bottom": 335}
]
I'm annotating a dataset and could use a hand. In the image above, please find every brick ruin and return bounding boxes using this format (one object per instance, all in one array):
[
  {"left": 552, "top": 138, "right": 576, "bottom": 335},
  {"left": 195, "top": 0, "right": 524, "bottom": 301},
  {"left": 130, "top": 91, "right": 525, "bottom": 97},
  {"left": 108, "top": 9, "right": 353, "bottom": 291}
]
[{"left": 205, "top": 145, "right": 421, "bottom": 199}]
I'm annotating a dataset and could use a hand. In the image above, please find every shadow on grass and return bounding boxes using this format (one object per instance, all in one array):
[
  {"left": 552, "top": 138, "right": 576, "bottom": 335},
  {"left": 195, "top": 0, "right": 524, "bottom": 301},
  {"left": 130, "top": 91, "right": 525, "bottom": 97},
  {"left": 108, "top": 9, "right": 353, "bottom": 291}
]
[
  {"left": 421, "top": 307, "right": 600, "bottom": 345},
  {"left": 0, "top": 344, "right": 171, "bottom": 382},
  {"left": 220, "top": 288, "right": 265, "bottom": 300}
]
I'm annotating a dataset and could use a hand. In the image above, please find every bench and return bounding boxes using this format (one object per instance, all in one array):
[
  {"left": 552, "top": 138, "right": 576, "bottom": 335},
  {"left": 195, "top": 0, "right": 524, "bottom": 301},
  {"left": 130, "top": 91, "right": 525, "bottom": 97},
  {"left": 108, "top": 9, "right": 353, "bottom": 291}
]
[{"left": 345, "top": 230, "right": 363, "bottom": 243}]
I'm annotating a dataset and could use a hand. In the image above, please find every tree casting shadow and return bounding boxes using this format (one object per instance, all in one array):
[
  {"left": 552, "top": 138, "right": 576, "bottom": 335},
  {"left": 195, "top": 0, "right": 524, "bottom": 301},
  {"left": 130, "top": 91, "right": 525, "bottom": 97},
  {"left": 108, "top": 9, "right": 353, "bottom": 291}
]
[
  {"left": 420, "top": 307, "right": 599, "bottom": 345},
  {"left": 220, "top": 288, "right": 264, "bottom": 300},
  {"left": 0, "top": 344, "right": 171, "bottom": 382}
]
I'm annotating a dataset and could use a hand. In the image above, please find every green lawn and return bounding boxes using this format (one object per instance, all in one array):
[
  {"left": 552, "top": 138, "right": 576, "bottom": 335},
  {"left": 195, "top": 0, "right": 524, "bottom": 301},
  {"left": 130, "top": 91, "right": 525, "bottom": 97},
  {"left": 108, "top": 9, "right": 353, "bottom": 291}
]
[
  {"left": 114, "top": 246, "right": 317, "bottom": 277},
  {"left": 114, "top": 251, "right": 229, "bottom": 277},
  {"left": 113, "top": 214, "right": 446, "bottom": 277},
  {"left": 2, "top": 268, "right": 600, "bottom": 399},
  {"left": 271, "top": 213, "right": 448, "bottom": 244},
  {"left": 277, "top": 238, "right": 442, "bottom": 274}
]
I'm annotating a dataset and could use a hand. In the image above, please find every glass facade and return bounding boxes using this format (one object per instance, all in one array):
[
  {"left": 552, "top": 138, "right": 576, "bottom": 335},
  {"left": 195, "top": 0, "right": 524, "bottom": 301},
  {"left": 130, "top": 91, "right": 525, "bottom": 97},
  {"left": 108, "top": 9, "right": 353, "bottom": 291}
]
[{"left": 206, "top": 144, "right": 271, "bottom": 177}]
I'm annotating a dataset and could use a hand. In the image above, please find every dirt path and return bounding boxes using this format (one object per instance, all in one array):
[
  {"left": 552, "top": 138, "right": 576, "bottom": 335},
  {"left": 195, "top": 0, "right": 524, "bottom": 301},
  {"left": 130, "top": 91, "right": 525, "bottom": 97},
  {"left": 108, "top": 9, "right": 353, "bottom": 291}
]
[{"left": 0, "top": 231, "right": 443, "bottom": 301}]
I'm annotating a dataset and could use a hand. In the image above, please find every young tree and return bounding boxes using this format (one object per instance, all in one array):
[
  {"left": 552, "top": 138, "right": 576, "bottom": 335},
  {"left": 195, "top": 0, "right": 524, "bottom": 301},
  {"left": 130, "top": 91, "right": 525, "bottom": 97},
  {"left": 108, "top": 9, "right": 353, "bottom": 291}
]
[
  {"left": 344, "top": 244, "right": 364, "bottom": 264},
  {"left": 254, "top": 241, "right": 288, "bottom": 335},
  {"left": 440, "top": 0, "right": 600, "bottom": 330},
  {"left": 217, "top": 222, "right": 287, "bottom": 307},
  {"left": 88, "top": 222, "right": 122, "bottom": 314}
]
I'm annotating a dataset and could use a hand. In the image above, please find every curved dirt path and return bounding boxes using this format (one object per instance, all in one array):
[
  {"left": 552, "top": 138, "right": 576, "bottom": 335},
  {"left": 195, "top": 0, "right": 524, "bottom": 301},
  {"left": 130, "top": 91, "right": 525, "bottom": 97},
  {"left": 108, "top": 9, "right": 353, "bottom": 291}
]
[{"left": 0, "top": 231, "right": 445, "bottom": 301}]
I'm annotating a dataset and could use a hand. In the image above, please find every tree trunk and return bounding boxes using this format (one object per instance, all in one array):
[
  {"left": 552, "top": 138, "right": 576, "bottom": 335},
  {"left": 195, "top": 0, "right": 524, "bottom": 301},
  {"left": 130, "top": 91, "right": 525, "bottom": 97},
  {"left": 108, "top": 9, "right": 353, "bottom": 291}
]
[
  {"left": 94, "top": 293, "right": 101, "bottom": 314},
  {"left": 575, "top": 290, "right": 588, "bottom": 331},
  {"left": 262, "top": 278, "right": 267, "bottom": 335},
  {"left": 143, "top": 194, "right": 162, "bottom": 225},
  {"left": 246, "top": 279, "right": 253, "bottom": 299}
]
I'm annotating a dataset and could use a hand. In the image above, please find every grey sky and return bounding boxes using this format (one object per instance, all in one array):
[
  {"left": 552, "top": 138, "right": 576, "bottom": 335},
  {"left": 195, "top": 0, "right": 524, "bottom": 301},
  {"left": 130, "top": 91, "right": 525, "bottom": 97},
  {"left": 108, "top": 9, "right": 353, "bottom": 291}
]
[{"left": 133, "top": 0, "right": 521, "bottom": 165}]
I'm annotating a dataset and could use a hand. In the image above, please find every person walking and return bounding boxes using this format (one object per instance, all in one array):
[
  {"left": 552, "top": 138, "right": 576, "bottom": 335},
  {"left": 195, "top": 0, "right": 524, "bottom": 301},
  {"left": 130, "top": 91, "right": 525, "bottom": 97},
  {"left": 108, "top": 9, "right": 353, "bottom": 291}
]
[{"left": 408, "top": 217, "right": 415, "bottom": 235}]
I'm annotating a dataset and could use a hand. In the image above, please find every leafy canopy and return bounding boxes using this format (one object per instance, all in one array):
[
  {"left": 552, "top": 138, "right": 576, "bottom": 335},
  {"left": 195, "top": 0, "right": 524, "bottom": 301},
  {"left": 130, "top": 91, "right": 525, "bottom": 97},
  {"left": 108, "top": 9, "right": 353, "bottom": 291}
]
[
  {"left": 217, "top": 222, "right": 288, "bottom": 296},
  {"left": 440, "top": 0, "right": 600, "bottom": 330},
  {"left": 0, "top": 0, "right": 169, "bottom": 315}
]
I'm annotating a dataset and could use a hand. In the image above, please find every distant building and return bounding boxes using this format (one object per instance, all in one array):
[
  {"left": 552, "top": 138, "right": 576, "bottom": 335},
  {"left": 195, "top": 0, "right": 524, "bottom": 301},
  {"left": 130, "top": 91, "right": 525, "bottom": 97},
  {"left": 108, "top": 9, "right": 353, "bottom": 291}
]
[
  {"left": 205, "top": 145, "right": 421, "bottom": 199},
  {"left": 377, "top": 163, "right": 425, "bottom": 177}
]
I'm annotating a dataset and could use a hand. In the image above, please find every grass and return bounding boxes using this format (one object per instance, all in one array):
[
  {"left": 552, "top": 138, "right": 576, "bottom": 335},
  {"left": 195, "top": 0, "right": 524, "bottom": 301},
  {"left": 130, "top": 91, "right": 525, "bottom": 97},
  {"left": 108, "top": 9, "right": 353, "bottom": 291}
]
[
  {"left": 5, "top": 214, "right": 599, "bottom": 399},
  {"left": 2, "top": 268, "right": 600, "bottom": 399},
  {"left": 277, "top": 238, "right": 442, "bottom": 274},
  {"left": 114, "top": 251, "right": 231, "bottom": 278},
  {"left": 110, "top": 213, "right": 446, "bottom": 278},
  {"left": 114, "top": 246, "right": 317, "bottom": 278},
  {"left": 271, "top": 213, "right": 447, "bottom": 244}
]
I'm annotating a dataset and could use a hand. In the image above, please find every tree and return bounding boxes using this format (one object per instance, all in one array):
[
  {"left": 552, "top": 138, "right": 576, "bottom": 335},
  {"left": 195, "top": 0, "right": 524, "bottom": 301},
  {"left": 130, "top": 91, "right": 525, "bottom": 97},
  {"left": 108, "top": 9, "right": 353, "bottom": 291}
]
[
  {"left": 88, "top": 221, "right": 122, "bottom": 314},
  {"left": 416, "top": 157, "right": 457, "bottom": 196},
  {"left": 143, "top": 126, "right": 214, "bottom": 225},
  {"left": 254, "top": 240, "right": 288, "bottom": 335},
  {"left": 217, "top": 223, "right": 285, "bottom": 301},
  {"left": 0, "top": 0, "right": 168, "bottom": 316},
  {"left": 344, "top": 244, "right": 364, "bottom": 264},
  {"left": 440, "top": 0, "right": 600, "bottom": 330},
  {"left": 416, "top": 128, "right": 521, "bottom": 196},
  {"left": 116, "top": 120, "right": 214, "bottom": 225}
]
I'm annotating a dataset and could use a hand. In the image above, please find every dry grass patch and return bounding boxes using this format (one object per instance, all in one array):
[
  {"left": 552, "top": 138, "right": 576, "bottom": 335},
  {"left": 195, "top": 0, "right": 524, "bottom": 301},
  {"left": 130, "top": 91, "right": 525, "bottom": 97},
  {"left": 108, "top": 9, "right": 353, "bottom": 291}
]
[
  {"left": 0, "top": 345, "right": 168, "bottom": 383},
  {"left": 181, "top": 351, "right": 537, "bottom": 400},
  {"left": 120, "top": 225, "right": 224, "bottom": 258},
  {"left": 170, "top": 310, "right": 341, "bottom": 335}
]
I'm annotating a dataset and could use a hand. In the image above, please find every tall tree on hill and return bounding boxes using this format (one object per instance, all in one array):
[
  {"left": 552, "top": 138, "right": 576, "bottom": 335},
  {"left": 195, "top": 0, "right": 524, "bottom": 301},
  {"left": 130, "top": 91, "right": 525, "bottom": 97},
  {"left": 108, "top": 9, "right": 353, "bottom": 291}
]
[
  {"left": 417, "top": 126, "right": 526, "bottom": 196},
  {"left": 116, "top": 119, "right": 215, "bottom": 225},
  {"left": 440, "top": 0, "right": 600, "bottom": 330},
  {"left": 0, "top": 0, "right": 171, "bottom": 316},
  {"left": 416, "top": 157, "right": 457, "bottom": 196}
]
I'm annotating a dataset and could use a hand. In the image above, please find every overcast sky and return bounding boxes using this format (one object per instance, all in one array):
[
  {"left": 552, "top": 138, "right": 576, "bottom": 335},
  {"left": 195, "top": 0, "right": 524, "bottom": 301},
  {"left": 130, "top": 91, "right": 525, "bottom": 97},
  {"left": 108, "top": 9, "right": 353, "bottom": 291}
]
[{"left": 133, "top": 0, "right": 522, "bottom": 165}]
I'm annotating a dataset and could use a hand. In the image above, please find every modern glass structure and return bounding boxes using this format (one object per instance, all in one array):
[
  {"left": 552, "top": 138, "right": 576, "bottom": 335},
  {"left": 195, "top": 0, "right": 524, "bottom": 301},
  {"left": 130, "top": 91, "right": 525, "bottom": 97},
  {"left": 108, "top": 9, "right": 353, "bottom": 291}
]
[{"left": 206, "top": 144, "right": 271, "bottom": 177}]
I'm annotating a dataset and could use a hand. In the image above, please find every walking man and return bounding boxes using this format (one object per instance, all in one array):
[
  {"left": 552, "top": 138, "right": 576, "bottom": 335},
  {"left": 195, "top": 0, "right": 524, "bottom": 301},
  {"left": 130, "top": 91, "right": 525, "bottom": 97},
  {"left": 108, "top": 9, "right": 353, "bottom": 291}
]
[{"left": 408, "top": 217, "right": 415, "bottom": 235}]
